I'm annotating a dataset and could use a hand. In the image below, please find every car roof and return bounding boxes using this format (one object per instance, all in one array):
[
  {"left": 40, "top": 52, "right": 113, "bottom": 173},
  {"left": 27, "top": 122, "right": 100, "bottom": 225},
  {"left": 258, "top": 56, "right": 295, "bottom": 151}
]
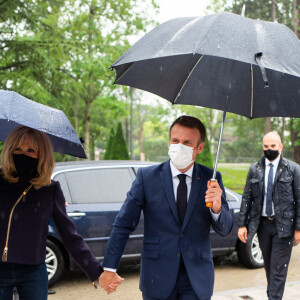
[{"left": 54, "top": 160, "right": 159, "bottom": 172}]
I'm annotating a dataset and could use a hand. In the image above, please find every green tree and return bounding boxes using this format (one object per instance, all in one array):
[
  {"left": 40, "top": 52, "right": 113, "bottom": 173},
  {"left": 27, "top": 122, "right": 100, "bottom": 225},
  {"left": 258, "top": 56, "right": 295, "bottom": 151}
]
[
  {"left": 126, "top": 89, "right": 170, "bottom": 160},
  {"left": 59, "top": 0, "right": 159, "bottom": 158},
  {"left": 142, "top": 138, "right": 169, "bottom": 162},
  {"left": 195, "top": 138, "right": 214, "bottom": 169},
  {"left": 0, "top": 0, "right": 159, "bottom": 160},
  {"left": 110, "top": 122, "right": 129, "bottom": 160},
  {"left": 104, "top": 127, "right": 115, "bottom": 160}
]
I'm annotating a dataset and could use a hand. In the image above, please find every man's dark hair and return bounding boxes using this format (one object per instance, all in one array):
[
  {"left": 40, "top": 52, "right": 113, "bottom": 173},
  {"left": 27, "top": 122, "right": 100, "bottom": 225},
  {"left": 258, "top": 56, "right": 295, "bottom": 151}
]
[{"left": 169, "top": 115, "right": 206, "bottom": 143}]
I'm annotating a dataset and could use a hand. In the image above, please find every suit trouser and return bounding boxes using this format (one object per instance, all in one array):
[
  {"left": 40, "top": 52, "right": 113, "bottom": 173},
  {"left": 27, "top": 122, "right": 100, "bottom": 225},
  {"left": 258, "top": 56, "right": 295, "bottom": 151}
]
[
  {"left": 257, "top": 217, "right": 294, "bottom": 300},
  {"left": 142, "top": 259, "right": 206, "bottom": 300}
]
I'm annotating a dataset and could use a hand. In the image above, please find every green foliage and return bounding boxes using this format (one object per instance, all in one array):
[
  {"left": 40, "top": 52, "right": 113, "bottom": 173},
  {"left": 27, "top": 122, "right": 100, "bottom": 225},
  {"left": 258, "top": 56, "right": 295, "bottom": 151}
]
[
  {"left": 206, "top": 0, "right": 231, "bottom": 13},
  {"left": 195, "top": 138, "right": 214, "bottom": 169},
  {"left": 0, "top": 142, "right": 4, "bottom": 164},
  {"left": 230, "top": 0, "right": 294, "bottom": 30},
  {"left": 104, "top": 128, "right": 115, "bottom": 160},
  {"left": 218, "top": 164, "right": 249, "bottom": 194},
  {"left": 294, "top": 118, "right": 300, "bottom": 145},
  {"left": 0, "top": 0, "right": 159, "bottom": 160},
  {"left": 142, "top": 138, "right": 169, "bottom": 162},
  {"left": 207, "top": 0, "right": 294, "bottom": 30},
  {"left": 222, "top": 114, "right": 265, "bottom": 161},
  {"left": 110, "top": 122, "right": 129, "bottom": 160}
]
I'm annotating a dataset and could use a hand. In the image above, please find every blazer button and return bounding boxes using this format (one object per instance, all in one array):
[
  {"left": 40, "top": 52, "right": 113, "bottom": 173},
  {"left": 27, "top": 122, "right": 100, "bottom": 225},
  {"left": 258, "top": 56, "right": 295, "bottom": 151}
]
[
  {"left": 181, "top": 234, "right": 184, "bottom": 238},
  {"left": 177, "top": 253, "right": 180, "bottom": 257}
]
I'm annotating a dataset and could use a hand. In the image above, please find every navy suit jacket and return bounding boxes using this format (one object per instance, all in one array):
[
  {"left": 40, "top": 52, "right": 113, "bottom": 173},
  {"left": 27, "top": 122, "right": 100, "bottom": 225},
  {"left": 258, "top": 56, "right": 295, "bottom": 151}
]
[{"left": 103, "top": 161, "right": 233, "bottom": 299}]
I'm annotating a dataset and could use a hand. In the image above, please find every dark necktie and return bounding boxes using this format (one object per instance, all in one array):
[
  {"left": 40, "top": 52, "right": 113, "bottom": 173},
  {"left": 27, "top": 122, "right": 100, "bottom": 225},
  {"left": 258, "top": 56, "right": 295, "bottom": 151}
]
[
  {"left": 177, "top": 174, "right": 187, "bottom": 224},
  {"left": 266, "top": 163, "right": 274, "bottom": 216}
]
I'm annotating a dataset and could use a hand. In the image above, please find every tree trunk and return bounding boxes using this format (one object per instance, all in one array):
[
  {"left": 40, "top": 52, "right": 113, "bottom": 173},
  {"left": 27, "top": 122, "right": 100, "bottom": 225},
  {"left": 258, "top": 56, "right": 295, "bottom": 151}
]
[
  {"left": 90, "top": 134, "right": 95, "bottom": 160},
  {"left": 291, "top": 0, "right": 300, "bottom": 163},
  {"left": 264, "top": 117, "right": 271, "bottom": 134},
  {"left": 138, "top": 122, "right": 144, "bottom": 157},
  {"left": 271, "top": 0, "right": 276, "bottom": 21},
  {"left": 129, "top": 87, "right": 134, "bottom": 160},
  {"left": 291, "top": 119, "right": 300, "bottom": 164},
  {"left": 281, "top": 118, "right": 285, "bottom": 155},
  {"left": 125, "top": 118, "right": 129, "bottom": 146},
  {"left": 83, "top": 4, "right": 96, "bottom": 159},
  {"left": 75, "top": 95, "right": 79, "bottom": 134},
  {"left": 84, "top": 99, "right": 92, "bottom": 158},
  {"left": 294, "top": 0, "right": 300, "bottom": 38}
]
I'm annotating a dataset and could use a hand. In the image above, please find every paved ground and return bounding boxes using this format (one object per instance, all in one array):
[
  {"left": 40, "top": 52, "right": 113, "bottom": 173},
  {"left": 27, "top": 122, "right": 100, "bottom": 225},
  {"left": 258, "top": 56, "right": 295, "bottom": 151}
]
[{"left": 49, "top": 245, "right": 300, "bottom": 300}]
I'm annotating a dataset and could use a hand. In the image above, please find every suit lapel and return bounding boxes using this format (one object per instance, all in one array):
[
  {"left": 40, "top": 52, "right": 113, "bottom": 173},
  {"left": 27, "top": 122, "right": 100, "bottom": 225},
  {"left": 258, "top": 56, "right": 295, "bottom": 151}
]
[
  {"left": 182, "top": 163, "right": 204, "bottom": 231},
  {"left": 273, "top": 156, "right": 284, "bottom": 193},
  {"left": 160, "top": 161, "right": 180, "bottom": 225},
  {"left": 259, "top": 158, "right": 265, "bottom": 199}
]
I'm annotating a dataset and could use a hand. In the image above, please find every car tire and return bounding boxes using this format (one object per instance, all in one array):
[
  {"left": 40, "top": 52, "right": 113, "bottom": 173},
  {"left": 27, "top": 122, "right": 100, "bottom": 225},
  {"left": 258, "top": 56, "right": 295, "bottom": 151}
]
[
  {"left": 237, "top": 233, "right": 264, "bottom": 268},
  {"left": 46, "top": 239, "right": 65, "bottom": 287}
]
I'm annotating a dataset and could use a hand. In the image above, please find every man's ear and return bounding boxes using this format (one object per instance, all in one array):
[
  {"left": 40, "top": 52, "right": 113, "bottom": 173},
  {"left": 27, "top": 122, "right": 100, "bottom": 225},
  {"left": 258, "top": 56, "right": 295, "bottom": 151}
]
[
  {"left": 279, "top": 143, "right": 283, "bottom": 153},
  {"left": 197, "top": 142, "right": 205, "bottom": 154}
]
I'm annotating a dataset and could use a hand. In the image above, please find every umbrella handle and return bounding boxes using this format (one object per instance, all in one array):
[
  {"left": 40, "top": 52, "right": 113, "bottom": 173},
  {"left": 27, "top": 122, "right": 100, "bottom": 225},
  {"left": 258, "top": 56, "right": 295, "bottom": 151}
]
[{"left": 206, "top": 179, "right": 217, "bottom": 208}]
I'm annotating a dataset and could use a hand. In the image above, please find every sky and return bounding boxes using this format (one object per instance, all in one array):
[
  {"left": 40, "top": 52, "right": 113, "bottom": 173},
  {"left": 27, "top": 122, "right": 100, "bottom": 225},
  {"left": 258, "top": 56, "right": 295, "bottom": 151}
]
[
  {"left": 156, "top": 0, "right": 211, "bottom": 23},
  {"left": 134, "top": 0, "right": 212, "bottom": 106}
]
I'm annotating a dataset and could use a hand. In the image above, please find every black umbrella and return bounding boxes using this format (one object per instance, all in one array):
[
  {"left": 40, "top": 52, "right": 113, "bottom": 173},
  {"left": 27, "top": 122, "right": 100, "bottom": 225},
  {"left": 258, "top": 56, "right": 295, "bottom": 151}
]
[
  {"left": 110, "top": 12, "right": 300, "bottom": 179},
  {"left": 0, "top": 90, "right": 87, "bottom": 158}
]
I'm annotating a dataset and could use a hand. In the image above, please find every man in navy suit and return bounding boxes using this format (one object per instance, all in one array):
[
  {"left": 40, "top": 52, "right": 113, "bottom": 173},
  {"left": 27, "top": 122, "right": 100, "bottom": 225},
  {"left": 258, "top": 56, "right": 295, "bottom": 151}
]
[{"left": 100, "top": 115, "right": 233, "bottom": 299}]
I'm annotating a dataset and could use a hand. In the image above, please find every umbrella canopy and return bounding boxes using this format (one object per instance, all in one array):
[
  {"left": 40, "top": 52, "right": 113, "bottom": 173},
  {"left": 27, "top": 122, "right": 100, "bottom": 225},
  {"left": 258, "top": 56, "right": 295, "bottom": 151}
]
[
  {"left": 0, "top": 90, "right": 87, "bottom": 158},
  {"left": 111, "top": 12, "right": 300, "bottom": 119}
]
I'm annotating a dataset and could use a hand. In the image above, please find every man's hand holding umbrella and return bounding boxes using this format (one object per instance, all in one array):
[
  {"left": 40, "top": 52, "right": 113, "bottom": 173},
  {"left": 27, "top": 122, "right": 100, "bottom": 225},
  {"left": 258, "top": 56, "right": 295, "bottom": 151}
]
[{"left": 205, "top": 180, "right": 223, "bottom": 214}]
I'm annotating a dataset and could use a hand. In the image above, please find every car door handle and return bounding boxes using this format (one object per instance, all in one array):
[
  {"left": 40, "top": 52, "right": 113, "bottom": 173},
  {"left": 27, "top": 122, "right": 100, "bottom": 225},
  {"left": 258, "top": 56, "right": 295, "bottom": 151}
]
[{"left": 67, "top": 212, "right": 86, "bottom": 217}]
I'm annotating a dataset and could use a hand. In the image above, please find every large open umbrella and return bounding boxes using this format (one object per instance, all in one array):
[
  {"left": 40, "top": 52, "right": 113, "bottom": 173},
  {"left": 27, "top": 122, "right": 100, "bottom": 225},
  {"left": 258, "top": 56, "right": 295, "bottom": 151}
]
[
  {"left": 0, "top": 90, "right": 87, "bottom": 158},
  {"left": 110, "top": 12, "right": 300, "bottom": 180}
]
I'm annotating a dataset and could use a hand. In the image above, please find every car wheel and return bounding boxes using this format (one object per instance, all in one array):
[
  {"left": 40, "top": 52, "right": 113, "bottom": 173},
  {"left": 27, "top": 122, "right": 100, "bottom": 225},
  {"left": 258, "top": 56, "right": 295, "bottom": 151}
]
[
  {"left": 237, "top": 233, "right": 264, "bottom": 268},
  {"left": 46, "top": 239, "right": 65, "bottom": 287}
]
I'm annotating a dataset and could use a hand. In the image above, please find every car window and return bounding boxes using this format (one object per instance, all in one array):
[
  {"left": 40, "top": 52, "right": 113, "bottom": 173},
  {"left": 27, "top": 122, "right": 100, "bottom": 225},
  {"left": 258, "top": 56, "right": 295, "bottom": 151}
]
[
  {"left": 53, "top": 173, "right": 72, "bottom": 204},
  {"left": 225, "top": 189, "right": 239, "bottom": 202},
  {"left": 63, "top": 167, "right": 135, "bottom": 204}
]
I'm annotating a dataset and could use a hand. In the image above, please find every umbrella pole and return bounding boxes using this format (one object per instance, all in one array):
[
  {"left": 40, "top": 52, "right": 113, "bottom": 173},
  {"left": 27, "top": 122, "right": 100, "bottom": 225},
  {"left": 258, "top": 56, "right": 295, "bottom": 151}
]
[{"left": 212, "top": 95, "right": 229, "bottom": 180}]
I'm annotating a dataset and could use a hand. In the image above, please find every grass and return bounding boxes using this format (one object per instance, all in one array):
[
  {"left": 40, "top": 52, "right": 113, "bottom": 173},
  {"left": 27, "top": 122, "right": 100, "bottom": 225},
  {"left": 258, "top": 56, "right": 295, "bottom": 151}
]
[{"left": 217, "top": 164, "right": 250, "bottom": 194}]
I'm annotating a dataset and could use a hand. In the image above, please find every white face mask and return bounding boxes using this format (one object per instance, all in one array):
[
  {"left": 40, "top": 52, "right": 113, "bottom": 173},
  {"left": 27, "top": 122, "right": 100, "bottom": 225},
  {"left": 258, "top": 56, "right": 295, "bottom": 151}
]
[{"left": 168, "top": 143, "right": 195, "bottom": 170}]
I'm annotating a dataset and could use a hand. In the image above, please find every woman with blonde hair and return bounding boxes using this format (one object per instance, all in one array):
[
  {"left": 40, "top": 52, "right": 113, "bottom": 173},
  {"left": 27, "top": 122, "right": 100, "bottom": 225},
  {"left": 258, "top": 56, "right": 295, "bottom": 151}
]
[{"left": 0, "top": 126, "right": 121, "bottom": 299}]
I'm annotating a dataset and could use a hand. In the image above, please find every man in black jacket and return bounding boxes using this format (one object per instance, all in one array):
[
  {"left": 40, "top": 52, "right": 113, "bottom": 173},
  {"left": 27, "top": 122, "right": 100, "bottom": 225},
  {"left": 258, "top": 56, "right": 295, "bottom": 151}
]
[{"left": 238, "top": 131, "right": 300, "bottom": 300}]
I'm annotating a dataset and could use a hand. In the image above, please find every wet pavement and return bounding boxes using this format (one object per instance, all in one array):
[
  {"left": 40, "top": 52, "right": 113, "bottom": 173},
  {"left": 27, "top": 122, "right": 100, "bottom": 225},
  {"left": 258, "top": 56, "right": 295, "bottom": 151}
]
[{"left": 49, "top": 245, "right": 300, "bottom": 299}]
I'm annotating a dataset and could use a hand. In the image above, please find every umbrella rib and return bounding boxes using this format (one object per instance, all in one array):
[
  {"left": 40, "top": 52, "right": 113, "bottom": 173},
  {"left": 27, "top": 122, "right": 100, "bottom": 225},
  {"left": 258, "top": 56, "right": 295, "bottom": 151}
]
[
  {"left": 173, "top": 55, "right": 204, "bottom": 104},
  {"left": 251, "top": 64, "right": 254, "bottom": 119},
  {"left": 114, "top": 62, "right": 136, "bottom": 84}
]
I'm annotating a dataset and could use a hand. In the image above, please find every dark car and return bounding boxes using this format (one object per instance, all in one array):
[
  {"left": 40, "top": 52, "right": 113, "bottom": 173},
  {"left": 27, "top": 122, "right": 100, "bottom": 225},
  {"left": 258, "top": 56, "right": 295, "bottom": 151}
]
[{"left": 46, "top": 160, "right": 263, "bottom": 286}]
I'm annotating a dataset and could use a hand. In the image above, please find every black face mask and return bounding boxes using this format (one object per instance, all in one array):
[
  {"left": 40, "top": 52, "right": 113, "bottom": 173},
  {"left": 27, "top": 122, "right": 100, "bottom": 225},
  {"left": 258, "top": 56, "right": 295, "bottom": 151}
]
[
  {"left": 264, "top": 149, "right": 280, "bottom": 161},
  {"left": 13, "top": 154, "right": 38, "bottom": 178}
]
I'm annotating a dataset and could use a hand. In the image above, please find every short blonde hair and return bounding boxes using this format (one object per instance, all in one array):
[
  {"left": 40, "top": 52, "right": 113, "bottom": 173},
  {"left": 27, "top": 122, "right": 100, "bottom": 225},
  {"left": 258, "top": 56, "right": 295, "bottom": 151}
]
[{"left": 1, "top": 126, "right": 54, "bottom": 189}]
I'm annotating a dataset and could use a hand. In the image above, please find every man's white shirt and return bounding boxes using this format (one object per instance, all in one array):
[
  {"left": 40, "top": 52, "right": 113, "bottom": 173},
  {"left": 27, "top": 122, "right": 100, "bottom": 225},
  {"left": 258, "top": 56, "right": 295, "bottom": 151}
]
[
  {"left": 262, "top": 155, "right": 280, "bottom": 216},
  {"left": 170, "top": 161, "right": 220, "bottom": 221}
]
